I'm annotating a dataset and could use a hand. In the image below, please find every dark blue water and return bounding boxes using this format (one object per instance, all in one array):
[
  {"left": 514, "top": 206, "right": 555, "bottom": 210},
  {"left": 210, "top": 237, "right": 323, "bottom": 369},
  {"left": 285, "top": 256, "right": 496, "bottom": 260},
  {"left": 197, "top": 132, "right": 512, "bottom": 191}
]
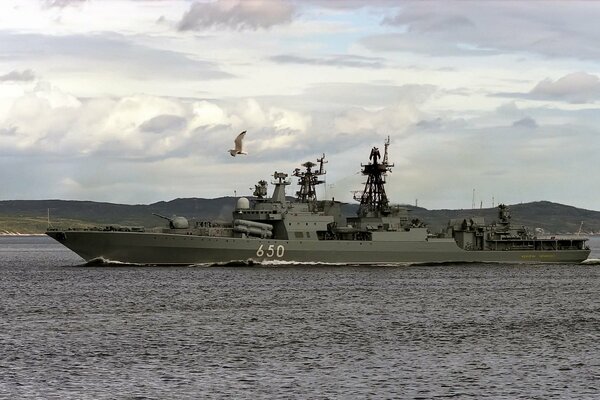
[{"left": 1, "top": 236, "right": 600, "bottom": 399}]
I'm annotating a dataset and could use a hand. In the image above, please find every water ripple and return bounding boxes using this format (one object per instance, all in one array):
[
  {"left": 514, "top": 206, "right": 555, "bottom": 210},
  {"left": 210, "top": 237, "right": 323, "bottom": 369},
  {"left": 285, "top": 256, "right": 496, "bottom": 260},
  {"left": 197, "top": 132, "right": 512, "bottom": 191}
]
[{"left": 1, "top": 236, "right": 600, "bottom": 399}]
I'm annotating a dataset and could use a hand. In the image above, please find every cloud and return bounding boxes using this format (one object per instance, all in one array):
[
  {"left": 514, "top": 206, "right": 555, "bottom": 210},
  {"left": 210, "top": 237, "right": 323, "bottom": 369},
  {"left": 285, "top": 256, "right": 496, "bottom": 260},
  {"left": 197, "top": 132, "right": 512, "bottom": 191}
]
[
  {"left": 268, "top": 107, "right": 311, "bottom": 132},
  {"left": 2, "top": 83, "right": 185, "bottom": 158},
  {"left": 269, "top": 54, "right": 385, "bottom": 69},
  {"left": 0, "top": 126, "right": 18, "bottom": 136},
  {"left": 415, "top": 117, "right": 443, "bottom": 130},
  {"left": 495, "top": 72, "right": 600, "bottom": 104},
  {"left": 0, "top": 32, "right": 233, "bottom": 82},
  {"left": 191, "top": 101, "right": 239, "bottom": 128},
  {"left": 1, "top": 78, "right": 429, "bottom": 182},
  {"left": 0, "top": 69, "right": 36, "bottom": 82},
  {"left": 529, "top": 72, "right": 600, "bottom": 104},
  {"left": 0, "top": 82, "right": 318, "bottom": 162},
  {"left": 363, "top": 2, "right": 600, "bottom": 60},
  {"left": 387, "top": 119, "right": 600, "bottom": 209},
  {"left": 383, "top": 10, "right": 475, "bottom": 33},
  {"left": 178, "top": 0, "right": 295, "bottom": 31},
  {"left": 334, "top": 104, "right": 420, "bottom": 136},
  {"left": 43, "top": 0, "right": 86, "bottom": 8},
  {"left": 139, "top": 115, "right": 187, "bottom": 134},
  {"left": 361, "top": 33, "right": 498, "bottom": 57},
  {"left": 2, "top": 79, "right": 598, "bottom": 208},
  {"left": 512, "top": 116, "right": 537, "bottom": 129},
  {"left": 304, "top": 0, "right": 400, "bottom": 10},
  {"left": 302, "top": 82, "right": 436, "bottom": 109}
]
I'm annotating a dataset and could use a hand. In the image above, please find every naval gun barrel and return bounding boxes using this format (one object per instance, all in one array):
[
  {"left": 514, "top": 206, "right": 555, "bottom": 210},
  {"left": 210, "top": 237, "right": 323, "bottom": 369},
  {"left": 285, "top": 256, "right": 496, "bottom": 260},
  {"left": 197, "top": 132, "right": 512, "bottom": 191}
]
[{"left": 152, "top": 213, "right": 189, "bottom": 229}]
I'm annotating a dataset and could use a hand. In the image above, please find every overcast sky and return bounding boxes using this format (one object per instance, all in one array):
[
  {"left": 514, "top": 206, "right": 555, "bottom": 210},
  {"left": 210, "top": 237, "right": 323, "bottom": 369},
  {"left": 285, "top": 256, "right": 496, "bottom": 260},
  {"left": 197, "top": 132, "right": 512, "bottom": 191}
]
[{"left": 1, "top": 0, "right": 599, "bottom": 210}]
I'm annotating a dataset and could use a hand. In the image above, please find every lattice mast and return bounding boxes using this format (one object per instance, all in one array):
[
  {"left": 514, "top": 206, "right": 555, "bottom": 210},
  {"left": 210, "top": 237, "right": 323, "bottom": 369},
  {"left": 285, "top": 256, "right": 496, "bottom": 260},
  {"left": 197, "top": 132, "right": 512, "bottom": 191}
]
[
  {"left": 354, "top": 136, "right": 393, "bottom": 216},
  {"left": 293, "top": 154, "right": 327, "bottom": 202}
]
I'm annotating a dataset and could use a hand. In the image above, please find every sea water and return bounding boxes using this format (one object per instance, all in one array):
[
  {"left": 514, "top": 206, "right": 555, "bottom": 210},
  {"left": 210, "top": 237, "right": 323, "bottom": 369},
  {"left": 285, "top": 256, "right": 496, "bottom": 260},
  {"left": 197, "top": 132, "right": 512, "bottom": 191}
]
[{"left": 1, "top": 236, "right": 599, "bottom": 399}]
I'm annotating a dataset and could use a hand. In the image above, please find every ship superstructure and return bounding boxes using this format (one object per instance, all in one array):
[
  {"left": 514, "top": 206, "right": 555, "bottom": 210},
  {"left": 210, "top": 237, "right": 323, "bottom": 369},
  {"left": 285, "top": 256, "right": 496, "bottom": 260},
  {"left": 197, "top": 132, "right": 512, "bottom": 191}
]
[{"left": 47, "top": 139, "right": 590, "bottom": 265}]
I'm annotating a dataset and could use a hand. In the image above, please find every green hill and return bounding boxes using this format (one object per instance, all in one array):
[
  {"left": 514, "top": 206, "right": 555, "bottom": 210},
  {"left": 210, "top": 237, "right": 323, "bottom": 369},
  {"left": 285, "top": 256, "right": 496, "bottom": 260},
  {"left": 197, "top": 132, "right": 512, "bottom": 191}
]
[
  {"left": 1, "top": 198, "right": 599, "bottom": 235},
  {"left": 403, "top": 201, "right": 600, "bottom": 234}
]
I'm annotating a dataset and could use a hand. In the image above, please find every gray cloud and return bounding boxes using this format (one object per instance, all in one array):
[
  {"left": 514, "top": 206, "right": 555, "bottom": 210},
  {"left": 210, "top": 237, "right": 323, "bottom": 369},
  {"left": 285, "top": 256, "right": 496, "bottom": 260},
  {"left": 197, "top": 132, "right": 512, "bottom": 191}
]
[
  {"left": 178, "top": 0, "right": 295, "bottom": 31},
  {"left": 2, "top": 85, "right": 599, "bottom": 209},
  {"left": 361, "top": 33, "right": 499, "bottom": 57},
  {"left": 413, "top": 117, "right": 469, "bottom": 133},
  {"left": 0, "top": 69, "right": 36, "bottom": 82},
  {"left": 495, "top": 72, "right": 600, "bottom": 104},
  {"left": 302, "top": 0, "right": 400, "bottom": 10},
  {"left": 363, "top": 2, "right": 600, "bottom": 60},
  {"left": 270, "top": 54, "right": 386, "bottom": 69},
  {"left": 383, "top": 11, "right": 475, "bottom": 33},
  {"left": 139, "top": 115, "right": 187, "bottom": 134},
  {"left": 0, "top": 126, "right": 18, "bottom": 136},
  {"left": 512, "top": 116, "right": 538, "bottom": 129},
  {"left": 302, "top": 82, "right": 436, "bottom": 109},
  {"left": 415, "top": 118, "right": 443, "bottom": 130},
  {"left": 529, "top": 72, "right": 600, "bottom": 104},
  {"left": 43, "top": 0, "right": 86, "bottom": 8},
  {"left": 0, "top": 32, "right": 233, "bottom": 81}
]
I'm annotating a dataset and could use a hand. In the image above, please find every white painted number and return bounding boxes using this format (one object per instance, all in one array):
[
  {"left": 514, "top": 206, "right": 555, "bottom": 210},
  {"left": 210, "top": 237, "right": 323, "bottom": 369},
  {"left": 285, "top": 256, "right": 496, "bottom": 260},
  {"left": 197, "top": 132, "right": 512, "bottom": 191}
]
[
  {"left": 256, "top": 244, "right": 285, "bottom": 258},
  {"left": 276, "top": 245, "right": 285, "bottom": 257},
  {"left": 266, "top": 244, "right": 275, "bottom": 257}
]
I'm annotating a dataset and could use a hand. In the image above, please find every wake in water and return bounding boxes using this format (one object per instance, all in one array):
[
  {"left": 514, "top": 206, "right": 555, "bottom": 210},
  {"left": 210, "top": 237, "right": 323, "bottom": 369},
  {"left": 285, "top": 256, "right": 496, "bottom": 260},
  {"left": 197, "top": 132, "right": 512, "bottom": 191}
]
[
  {"left": 193, "top": 259, "right": 453, "bottom": 268},
  {"left": 83, "top": 257, "right": 150, "bottom": 267},
  {"left": 82, "top": 257, "right": 600, "bottom": 267},
  {"left": 582, "top": 258, "right": 600, "bottom": 265}
]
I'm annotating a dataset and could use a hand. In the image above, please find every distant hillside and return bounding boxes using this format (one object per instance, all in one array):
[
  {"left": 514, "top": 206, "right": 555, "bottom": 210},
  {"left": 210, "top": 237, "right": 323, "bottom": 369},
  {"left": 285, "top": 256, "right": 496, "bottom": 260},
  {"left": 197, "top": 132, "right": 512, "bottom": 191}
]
[
  {"left": 0, "top": 198, "right": 236, "bottom": 233},
  {"left": 1, "top": 198, "right": 599, "bottom": 235},
  {"left": 403, "top": 201, "right": 600, "bottom": 234}
]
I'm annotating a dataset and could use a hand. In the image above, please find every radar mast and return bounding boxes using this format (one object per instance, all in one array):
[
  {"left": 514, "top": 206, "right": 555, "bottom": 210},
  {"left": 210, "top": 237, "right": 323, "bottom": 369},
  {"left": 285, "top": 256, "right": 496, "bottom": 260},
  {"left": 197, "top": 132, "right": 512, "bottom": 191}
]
[
  {"left": 252, "top": 180, "right": 268, "bottom": 199},
  {"left": 293, "top": 154, "right": 327, "bottom": 202},
  {"left": 354, "top": 136, "right": 393, "bottom": 217}
]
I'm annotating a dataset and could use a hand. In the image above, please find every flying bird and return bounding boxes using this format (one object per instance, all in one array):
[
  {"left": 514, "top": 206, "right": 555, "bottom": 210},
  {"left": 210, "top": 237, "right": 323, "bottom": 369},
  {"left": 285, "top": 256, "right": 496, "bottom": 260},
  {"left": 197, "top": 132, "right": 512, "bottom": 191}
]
[{"left": 228, "top": 130, "right": 247, "bottom": 157}]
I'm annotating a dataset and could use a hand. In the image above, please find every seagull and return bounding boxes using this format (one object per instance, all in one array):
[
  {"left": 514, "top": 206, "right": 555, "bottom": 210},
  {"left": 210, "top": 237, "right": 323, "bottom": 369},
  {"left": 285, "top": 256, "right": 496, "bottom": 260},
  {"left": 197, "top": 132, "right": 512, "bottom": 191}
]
[{"left": 228, "top": 130, "right": 247, "bottom": 157}]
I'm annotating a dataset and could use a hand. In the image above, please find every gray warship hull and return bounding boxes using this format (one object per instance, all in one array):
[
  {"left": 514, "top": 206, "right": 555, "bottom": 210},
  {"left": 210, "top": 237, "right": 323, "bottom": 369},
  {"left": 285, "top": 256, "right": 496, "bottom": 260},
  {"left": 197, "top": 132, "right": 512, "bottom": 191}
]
[{"left": 46, "top": 231, "right": 590, "bottom": 265}]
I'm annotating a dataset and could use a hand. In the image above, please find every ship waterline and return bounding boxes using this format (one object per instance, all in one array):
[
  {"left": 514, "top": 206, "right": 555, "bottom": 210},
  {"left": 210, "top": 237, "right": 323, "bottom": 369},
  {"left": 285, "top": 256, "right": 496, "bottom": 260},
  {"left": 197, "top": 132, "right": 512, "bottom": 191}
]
[
  {"left": 47, "top": 138, "right": 590, "bottom": 265},
  {"left": 46, "top": 230, "right": 589, "bottom": 265}
]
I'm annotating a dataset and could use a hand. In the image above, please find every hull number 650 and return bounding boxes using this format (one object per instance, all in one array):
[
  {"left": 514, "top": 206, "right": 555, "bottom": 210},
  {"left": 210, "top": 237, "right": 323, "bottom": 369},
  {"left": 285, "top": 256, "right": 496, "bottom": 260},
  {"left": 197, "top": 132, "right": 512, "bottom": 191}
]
[{"left": 256, "top": 244, "right": 285, "bottom": 258}]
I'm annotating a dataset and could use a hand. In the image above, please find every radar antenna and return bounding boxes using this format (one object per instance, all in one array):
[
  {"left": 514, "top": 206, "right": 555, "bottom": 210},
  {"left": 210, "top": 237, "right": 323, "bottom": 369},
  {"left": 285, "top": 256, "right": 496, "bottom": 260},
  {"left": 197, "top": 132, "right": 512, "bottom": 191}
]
[
  {"left": 293, "top": 154, "right": 327, "bottom": 202},
  {"left": 354, "top": 138, "right": 394, "bottom": 217},
  {"left": 498, "top": 204, "right": 511, "bottom": 225},
  {"left": 270, "top": 172, "right": 290, "bottom": 203},
  {"left": 382, "top": 135, "right": 390, "bottom": 165},
  {"left": 253, "top": 180, "right": 268, "bottom": 199}
]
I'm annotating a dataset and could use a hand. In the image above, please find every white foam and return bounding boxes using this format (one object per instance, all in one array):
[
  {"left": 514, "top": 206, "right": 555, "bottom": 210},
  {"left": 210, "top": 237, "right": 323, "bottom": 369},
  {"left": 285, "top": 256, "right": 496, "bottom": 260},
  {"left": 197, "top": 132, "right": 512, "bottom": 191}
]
[
  {"left": 85, "top": 257, "right": 146, "bottom": 266},
  {"left": 191, "top": 259, "right": 418, "bottom": 267},
  {"left": 582, "top": 258, "right": 600, "bottom": 265}
]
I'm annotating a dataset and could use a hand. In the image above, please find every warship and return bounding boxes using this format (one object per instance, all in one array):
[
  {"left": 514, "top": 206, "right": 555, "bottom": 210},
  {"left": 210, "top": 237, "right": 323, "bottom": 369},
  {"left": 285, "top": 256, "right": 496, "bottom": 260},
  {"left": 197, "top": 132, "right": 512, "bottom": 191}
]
[{"left": 47, "top": 139, "right": 590, "bottom": 265}]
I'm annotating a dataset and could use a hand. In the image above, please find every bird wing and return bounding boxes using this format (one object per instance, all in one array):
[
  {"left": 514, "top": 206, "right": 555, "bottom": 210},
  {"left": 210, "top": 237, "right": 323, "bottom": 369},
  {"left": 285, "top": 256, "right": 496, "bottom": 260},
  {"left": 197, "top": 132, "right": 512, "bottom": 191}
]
[{"left": 234, "top": 131, "right": 246, "bottom": 151}]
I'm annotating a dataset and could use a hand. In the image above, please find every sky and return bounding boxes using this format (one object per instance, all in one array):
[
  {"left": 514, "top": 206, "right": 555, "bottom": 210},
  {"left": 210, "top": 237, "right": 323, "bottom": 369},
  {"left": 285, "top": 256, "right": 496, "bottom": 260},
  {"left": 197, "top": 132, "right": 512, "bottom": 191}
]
[{"left": 1, "top": 0, "right": 599, "bottom": 210}]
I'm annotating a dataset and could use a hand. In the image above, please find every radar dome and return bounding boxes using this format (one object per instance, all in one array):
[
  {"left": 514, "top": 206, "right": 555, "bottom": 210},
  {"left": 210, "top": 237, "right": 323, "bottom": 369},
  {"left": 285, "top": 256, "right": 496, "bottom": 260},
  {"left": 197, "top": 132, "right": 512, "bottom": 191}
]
[
  {"left": 171, "top": 216, "right": 189, "bottom": 229},
  {"left": 236, "top": 197, "right": 250, "bottom": 210}
]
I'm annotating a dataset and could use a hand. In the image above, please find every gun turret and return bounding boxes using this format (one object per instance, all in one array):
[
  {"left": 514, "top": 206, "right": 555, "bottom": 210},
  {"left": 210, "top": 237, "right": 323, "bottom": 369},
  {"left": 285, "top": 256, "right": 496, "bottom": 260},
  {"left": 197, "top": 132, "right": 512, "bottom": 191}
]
[{"left": 153, "top": 213, "right": 190, "bottom": 229}]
